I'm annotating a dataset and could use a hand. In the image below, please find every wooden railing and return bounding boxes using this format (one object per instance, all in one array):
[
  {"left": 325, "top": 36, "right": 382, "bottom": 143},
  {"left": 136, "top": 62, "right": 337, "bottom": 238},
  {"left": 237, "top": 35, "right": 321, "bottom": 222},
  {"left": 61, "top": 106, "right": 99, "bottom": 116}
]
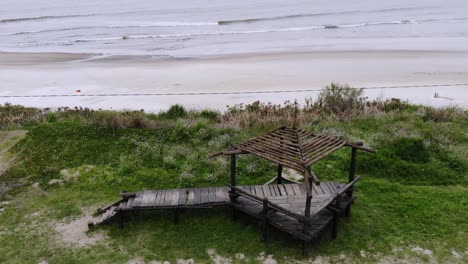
[{"left": 226, "top": 184, "right": 307, "bottom": 222}]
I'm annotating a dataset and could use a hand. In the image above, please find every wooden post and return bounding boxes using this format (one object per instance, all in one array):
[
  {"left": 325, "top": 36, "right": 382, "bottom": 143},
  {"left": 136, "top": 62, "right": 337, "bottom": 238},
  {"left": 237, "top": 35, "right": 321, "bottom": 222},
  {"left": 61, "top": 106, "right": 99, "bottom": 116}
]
[
  {"left": 332, "top": 194, "right": 341, "bottom": 239},
  {"left": 347, "top": 145, "right": 360, "bottom": 196},
  {"left": 306, "top": 166, "right": 314, "bottom": 191},
  {"left": 277, "top": 164, "right": 283, "bottom": 184},
  {"left": 346, "top": 143, "right": 360, "bottom": 216},
  {"left": 229, "top": 154, "right": 238, "bottom": 202},
  {"left": 174, "top": 209, "right": 180, "bottom": 224},
  {"left": 348, "top": 147, "right": 358, "bottom": 183},
  {"left": 302, "top": 241, "right": 309, "bottom": 257},
  {"left": 303, "top": 194, "right": 312, "bottom": 233},
  {"left": 118, "top": 210, "right": 124, "bottom": 229},
  {"left": 231, "top": 154, "right": 236, "bottom": 186},
  {"left": 261, "top": 198, "right": 269, "bottom": 243}
]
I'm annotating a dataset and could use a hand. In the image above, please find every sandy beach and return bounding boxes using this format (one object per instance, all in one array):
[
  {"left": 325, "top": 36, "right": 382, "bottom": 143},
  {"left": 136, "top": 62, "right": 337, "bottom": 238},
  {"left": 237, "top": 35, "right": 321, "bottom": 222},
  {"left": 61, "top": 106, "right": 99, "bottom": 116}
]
[{"left": 1, "top": 50, "right": 467, "bottom": 111}]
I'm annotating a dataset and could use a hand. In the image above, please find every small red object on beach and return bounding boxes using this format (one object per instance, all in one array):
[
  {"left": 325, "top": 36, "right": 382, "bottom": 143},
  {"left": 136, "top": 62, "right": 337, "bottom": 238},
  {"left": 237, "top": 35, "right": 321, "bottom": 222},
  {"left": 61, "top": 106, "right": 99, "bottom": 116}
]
[{"left": 76, "top": 90, "right": 81, "bottom": 93}]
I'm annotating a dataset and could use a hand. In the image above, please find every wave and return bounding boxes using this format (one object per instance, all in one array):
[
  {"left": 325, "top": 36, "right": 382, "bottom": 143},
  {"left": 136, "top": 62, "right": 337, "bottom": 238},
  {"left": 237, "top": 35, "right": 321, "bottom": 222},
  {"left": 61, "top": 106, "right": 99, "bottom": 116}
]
[
  {"left": 6, "top": 17, "right": 463, "bottom": 47},
  {"left": 217, "top": 7, "right": 426, "bottom": 25},
  {"left": 0, "top": 22, "right": 216, "bottom": 37},
  {"left": 0, "top": 14, "right": 98, "bottom": 24},
  {"left": 218, "top": 12, "right": 355, "bottom": 25},
  {"left": 108, "top": 22, "right": 218, "bottom": 27}
]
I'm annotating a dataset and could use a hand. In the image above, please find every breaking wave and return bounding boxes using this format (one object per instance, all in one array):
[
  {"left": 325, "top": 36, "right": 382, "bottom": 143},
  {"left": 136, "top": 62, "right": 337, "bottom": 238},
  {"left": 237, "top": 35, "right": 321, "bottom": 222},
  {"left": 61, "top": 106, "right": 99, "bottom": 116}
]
[
  {"left": 0, "top": 14, "right": 97, "bottom": 24},
  {"left": 217, "top": 7, "right": 426, "bottom": 25},
  {"left": 8, "top": 19, "right": 424, "bottom": 47}
]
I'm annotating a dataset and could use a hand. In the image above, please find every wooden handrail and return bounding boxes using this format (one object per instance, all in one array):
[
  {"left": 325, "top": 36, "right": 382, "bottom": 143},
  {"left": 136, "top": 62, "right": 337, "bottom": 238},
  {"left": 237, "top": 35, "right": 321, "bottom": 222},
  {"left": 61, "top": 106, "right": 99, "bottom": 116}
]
[
  {"left": 226, "top": 184, "right": 307, "bottom": 222},
  {"left": 263, "top": 175, "right": 301, "bottom": 185},
  {"left": 337, "top": 176, "right": 361, "bottom": 196},
  {"left": 345, "top": 143, "right": 375, "bottom": 153}
]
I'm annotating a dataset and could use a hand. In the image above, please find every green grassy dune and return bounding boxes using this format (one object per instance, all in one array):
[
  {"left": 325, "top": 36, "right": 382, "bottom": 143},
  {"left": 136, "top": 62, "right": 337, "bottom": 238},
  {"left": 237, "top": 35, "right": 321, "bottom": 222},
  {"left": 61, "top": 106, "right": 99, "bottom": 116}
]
[{"left": 0, "top": 88, "right": 466, "bottom": 263}]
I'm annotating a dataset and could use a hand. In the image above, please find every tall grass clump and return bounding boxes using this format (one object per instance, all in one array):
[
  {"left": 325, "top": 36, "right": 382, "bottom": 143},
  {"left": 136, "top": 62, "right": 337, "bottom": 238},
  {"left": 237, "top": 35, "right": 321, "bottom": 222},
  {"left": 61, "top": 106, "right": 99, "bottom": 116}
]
[
  {"left": 221, "top": 83, "right": 418, "bottom": 128},
  {"left": 159, "top": 104, "right": 188, "bottom": 120},
  {"left": 422, "top": 105, "right": 467, "bottom": 122},
  {"left": 0, "top": 103, "right": 48, "bottom": 128},
  {"left": 89, "top": 110, "right": 161, "bottom": 129},
  {"left": 315, "top": 83, "right": 365, "bottom": 114}
]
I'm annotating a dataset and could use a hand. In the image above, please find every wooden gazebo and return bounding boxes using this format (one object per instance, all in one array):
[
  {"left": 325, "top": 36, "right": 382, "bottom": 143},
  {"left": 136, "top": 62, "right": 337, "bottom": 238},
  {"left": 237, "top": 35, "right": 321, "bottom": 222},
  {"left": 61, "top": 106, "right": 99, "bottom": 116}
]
[
  {"left": 213, "top": 126, "right": 374, "bottom": 254},
  {"left": 94, "top": 125, "right": 374, "bottom": 255}
]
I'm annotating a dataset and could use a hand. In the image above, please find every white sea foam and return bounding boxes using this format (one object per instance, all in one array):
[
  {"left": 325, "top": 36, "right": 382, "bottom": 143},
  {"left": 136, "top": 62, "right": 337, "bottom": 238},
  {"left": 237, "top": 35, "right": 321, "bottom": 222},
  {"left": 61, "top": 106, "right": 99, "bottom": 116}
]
[{"left": 0, "top": 0, "right": 467, "bottom": 55}]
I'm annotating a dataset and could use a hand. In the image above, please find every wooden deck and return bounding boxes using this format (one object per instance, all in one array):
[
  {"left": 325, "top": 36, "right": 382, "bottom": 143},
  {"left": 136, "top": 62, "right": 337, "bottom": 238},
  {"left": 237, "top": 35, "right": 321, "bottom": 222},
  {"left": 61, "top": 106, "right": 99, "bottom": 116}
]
[{"left": 95, "top": 181, "right": 355, "bottom": 244}]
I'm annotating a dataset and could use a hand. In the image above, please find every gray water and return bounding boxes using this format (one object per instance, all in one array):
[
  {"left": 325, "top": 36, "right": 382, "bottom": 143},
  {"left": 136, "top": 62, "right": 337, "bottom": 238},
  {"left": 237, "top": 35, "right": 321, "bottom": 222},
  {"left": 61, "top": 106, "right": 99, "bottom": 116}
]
[{"left": 1, "top": 0, "right": 468, "bottom": 56}]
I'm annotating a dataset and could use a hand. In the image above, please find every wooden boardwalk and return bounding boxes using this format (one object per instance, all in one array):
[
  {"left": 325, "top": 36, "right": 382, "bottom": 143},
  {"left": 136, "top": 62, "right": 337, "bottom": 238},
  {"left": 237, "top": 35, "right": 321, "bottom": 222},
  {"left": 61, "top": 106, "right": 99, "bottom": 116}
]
[{"left": 95, "top": 181, "right": 354, "bottom": 243}]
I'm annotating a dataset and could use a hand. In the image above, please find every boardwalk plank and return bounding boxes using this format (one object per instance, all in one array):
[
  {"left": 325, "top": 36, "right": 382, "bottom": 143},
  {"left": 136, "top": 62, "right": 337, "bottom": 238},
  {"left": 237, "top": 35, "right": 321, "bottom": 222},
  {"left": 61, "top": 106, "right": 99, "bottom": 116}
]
[
  {"left": 215, "top": 187, "right": 223, "bottom": 202},
  {"left": 156, "top": 190, "right": 165, "bottom": 206},
  {"left": 291, "top": 184, "right": 301, "bottom": 195},
  {"left": 254, "top": 185, "right": 264, "bottom": 198},
  {"left": 164, "top": 190, "right": 174, "bottom": 206},
  {"left": 262, "top": 185, "right": 272, "bottom": 197},
  {"left": 278, "top": 185, "right": 286, "bottom": 196},
  {"left": 201, "top": 188, "right": 209, "bottom": 204},
  {"left": 284, "top": 184, "right": 295, "bottom": 196},
  {"left": 269, "top": 185, "right": 277, "bottom": 196},
  {"left": 171, "top": 189, "right": 180, "bottom": 206},
  {"left": 146, "top": 191, "right": 157, "bottom": 207},
  {"left": 187, "top": 188, "right": 195, "bottom": 205},
  {"left": 127, "top": 197, "right": 135, "bottom": 208},
  {"left": 178, "top": 189, "right": 187, "bottom": 206},
  {"left": 133, "top": 191, "right": 144, "bottom": 207},
  {"left": 312, "top": 185, "right": 319, "bottom": 196},
  {"left": 194, "top": 188, "right": 201, "bottom": 204}
]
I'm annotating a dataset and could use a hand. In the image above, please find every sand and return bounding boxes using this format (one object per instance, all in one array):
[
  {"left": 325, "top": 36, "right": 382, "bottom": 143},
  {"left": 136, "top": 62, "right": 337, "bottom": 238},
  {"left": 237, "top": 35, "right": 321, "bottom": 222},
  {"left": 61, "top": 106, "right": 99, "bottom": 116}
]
[
  {"left": 0, "top": 51, "right": 467, "bottom": 111},
  {"left": 0, "top": 130, "right": 27, "bottom": 176}
]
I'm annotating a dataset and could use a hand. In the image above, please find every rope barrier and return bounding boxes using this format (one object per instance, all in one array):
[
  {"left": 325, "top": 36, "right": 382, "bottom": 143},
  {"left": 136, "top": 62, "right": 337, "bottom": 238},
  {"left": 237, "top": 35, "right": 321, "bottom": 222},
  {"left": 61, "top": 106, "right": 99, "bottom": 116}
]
[{"left": 1, "top": 83, "right": 467, "bottom": 98}]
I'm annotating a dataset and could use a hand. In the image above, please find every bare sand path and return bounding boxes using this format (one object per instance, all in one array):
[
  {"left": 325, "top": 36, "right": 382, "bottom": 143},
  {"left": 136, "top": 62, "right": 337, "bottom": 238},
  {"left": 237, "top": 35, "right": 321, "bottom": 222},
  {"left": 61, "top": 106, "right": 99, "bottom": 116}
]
[
  {"left": 0, "top": 130, "right": 27, "bottom": 176},
  {"left": 0, "top": 51, "right": 467, "bottom": 111},
  {"left": 0, "top": 130, "right": 27, "bottom": 197}
]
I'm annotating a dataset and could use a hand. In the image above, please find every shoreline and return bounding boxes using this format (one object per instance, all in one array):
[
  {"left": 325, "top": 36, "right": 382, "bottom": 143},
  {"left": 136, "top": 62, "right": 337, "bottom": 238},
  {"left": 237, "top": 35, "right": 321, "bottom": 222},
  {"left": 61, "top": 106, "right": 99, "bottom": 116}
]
[{"left": 1, "top": 50, "right": 467, "bottom": 111}]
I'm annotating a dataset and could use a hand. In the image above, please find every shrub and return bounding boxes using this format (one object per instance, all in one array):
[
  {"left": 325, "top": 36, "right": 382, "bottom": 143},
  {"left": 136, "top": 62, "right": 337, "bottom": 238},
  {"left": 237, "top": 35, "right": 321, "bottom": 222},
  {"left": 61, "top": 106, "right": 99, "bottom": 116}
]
[
  {"left": 88, "top": 110, "right": 164, "bottom": 129},
  {"left": 316, "top": 83, "right": 365, "bottom": 114},
  {"left": 0, "top": 103, "right": 47, "bottom": 128},
  {"left": 160, "top": 104, "right": 187, "bottom": 120},
  {"left": 422, "top": 106, "right": 467, "bottom": 122},
  {"left": 389, "top": 137, "right": 430, "bottom": 163},
  {"left": 199, "top": 110, "right": 219, "bottom": 121}
]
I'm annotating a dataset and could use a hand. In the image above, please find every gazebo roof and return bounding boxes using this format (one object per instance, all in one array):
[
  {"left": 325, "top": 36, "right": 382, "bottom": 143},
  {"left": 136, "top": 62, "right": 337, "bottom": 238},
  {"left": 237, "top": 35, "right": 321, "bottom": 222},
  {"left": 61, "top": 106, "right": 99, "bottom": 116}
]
[{"left": 213, "top": 126, "right": 374, "bottom": 175}]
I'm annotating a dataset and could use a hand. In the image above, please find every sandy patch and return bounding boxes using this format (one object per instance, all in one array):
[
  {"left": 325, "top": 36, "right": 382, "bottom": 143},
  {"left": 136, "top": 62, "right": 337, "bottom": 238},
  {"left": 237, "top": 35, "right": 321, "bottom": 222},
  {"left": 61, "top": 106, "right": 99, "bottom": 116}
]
[
  {"left": 54, "top": 211, "right": 107, "bottom": 247},
  {"left": 126, "top": 258, "right": 177, "bottom": 264},
  {"left": 207, "top": 249, "right": 232, "bottom": 264},
  {"left": 176, "top": 259, "right": 194, "bottom": 264},
  {"left": 1, "top": 51, "right": 467, "bottom": 112},
  {"left": 0, "top": 130, "right": 27, "bottom": 176},
  {"left": 127, "top": 258, "right": 146, "bottom": 264},
  {"left": 256, "top": 252, "right": 278, "bottom": 264}
]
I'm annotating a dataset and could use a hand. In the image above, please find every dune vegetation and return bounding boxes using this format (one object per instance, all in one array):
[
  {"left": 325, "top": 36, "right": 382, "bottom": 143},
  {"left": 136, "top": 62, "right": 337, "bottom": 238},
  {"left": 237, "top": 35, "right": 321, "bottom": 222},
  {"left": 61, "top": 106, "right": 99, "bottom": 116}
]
[{"left": 0, "top": 84, "right": 466, "bottom": 263}]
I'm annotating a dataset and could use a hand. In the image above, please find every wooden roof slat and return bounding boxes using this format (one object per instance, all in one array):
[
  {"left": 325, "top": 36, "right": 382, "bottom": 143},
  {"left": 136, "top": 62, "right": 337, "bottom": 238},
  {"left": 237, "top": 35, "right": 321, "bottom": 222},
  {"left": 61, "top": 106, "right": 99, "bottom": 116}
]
[
  {"left": 240, "top": 147, "right": 305, "bottom": 172},
  {"left": 302, "top": 137, "right": 344, "bottom": 158},
  {"left": 220, "top": 126, "right": 374, "bottom": 182},
  {"left": 304, "top": 142, "right": 346, "bottom": 166},
  {"left": 238, "top": 144, "right": 304, "bottom": 169},
  {"left": 241, "top": 136, "right": 302, "bottom": 156},
  {"left": 303, "top": 140, "right": 344, "bottom": 164},
  {"left": 240, "top": 141, "right": 301, "bottom": 158}
]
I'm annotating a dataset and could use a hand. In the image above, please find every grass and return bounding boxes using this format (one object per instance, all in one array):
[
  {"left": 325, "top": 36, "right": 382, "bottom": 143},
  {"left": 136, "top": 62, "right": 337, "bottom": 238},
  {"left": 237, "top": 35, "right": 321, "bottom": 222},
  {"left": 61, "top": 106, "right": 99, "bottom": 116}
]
[{"left": 0, "top": 85, "right": 467, "bottom": 263}]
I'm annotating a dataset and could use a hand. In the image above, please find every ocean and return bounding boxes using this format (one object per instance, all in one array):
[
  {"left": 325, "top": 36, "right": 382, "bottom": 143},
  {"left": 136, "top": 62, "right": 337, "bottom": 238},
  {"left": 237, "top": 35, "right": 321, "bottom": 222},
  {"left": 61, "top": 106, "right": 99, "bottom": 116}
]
[{"left": 1, "top": 0, "right": 467, "bottom": 57}]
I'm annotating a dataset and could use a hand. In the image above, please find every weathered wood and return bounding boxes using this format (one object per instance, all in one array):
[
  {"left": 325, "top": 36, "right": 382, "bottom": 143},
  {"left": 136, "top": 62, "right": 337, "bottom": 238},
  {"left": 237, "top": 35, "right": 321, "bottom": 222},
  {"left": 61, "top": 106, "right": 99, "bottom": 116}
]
[
  {"left": 229, "top": 154, "right": 238, "bottom": 201},
  {"left": 96, "top": 180, "right": 359, "bottom": 258},
  {"left": 277, "top": 164, "right": 283, "bottom": 184},
  {"left": 216, "top": 126, "right": 374, "bottom": 186},
  {"left": 179, "top": 189, "right": 187, "bottom": 206},
  {"left": 348, "top": 146, "right": 358, "bottom": 197}
]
